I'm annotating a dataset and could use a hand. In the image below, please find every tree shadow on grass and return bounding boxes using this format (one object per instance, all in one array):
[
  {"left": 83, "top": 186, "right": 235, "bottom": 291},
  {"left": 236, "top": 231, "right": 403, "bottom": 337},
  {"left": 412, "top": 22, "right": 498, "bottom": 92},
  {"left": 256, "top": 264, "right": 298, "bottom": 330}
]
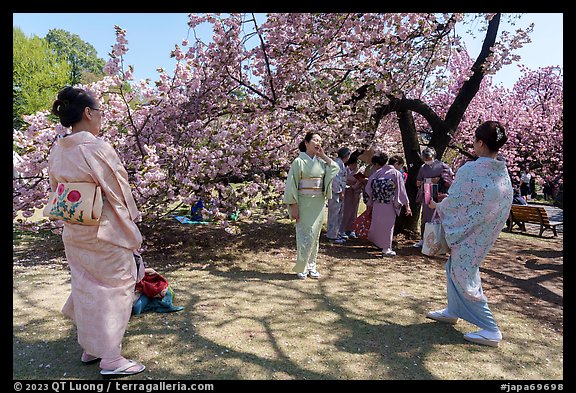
[
  {"left": 475, "top": 236, "right": 563, "bottom": 333},
  {"left": 12, "top": 216, "right": 563, "bottom": 379},
  {"left": 13, "top": 253, "right": 563, "bottom": 381},
  {"left": 13, "top": 275, "right": 452, "bottom": 380},
  {"left": 332, "top": 320, "right": 465, "bottom": 379}
]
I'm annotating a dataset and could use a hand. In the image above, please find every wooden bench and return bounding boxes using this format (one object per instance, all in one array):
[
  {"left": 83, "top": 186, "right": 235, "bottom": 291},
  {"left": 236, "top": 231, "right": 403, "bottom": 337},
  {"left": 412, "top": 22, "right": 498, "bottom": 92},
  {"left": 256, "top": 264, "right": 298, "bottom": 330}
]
[{"left": 508, "top": 204, "right": 563, "bottom": 237}]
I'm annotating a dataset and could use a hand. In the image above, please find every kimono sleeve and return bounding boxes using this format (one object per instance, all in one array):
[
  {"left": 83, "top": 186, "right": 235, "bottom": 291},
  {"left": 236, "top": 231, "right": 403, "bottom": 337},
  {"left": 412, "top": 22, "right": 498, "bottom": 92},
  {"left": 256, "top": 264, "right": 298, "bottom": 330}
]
[
  {"left": 323, "top": 159, "right": 341, "bottom": 198},
  {"left": 439, "top": 163, "right": 455, "bottom": 193},
  {"left": 434, "top": 163, "right": 480, "bottom": 246},
  {"left": 80, "top": 140, "right": 140, "bottom": 222},
  {"left": 326, "top": 159, "right": 340, "bottom": 181},
  {"left": 396, "top": 170, "right": 409, "bottom": 207},
  {"left": 364, "top": 173, "right": 375, "bottom": 207},
  {"left": 416, "top": 165, "right": 425, "bottom": 182},
  {"left": 283, "top": 159, "right": 301, "bottom": 205},
  {"left": 346, "top": 168, "right": 360, "bottom": 189},
  {"left": 47, "top": 145, "right": 59, "bottom": 193},
  {"left": 332, "top": 161, "right": 347, "bottom": 194}
]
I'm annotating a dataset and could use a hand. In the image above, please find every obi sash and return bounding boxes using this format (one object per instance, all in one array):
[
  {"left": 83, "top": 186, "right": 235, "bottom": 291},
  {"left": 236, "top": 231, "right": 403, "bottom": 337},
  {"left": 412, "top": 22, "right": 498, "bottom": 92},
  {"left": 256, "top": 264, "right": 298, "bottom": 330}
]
[
  {"left": 371, "top": 177, "right": 395, "bottom": 204},
  {"left": 298, "top": 177, "right": 323, "bottom": 196}
]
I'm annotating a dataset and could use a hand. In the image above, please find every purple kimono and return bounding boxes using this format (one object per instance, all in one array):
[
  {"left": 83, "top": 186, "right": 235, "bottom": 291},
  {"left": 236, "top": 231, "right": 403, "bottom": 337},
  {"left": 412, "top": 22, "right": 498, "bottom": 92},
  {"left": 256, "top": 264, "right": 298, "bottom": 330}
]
[
  {"left": 340, "top": 166, "right": 363, "bottom": 234},
  {"left": 416, "top": 159, "right": 454, "bottom": 235},
  {"left": 365, "top": 165, "right": 409, "bottom": 250}
]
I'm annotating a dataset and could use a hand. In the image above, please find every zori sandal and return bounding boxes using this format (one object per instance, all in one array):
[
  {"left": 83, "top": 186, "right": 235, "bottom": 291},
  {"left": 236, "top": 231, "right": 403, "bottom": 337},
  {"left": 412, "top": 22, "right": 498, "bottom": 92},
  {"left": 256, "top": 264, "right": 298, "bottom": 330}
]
[
  {"left": 100, "top": 360, "right": 145, "bottom": 376},
  {"left": 81, "top": 352, "right": 101, "bottom": 365}
]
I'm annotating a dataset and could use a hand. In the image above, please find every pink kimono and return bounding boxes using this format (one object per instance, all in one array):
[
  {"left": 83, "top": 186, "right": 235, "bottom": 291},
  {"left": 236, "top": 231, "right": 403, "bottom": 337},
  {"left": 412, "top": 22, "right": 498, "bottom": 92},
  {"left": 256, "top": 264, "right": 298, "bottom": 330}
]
[
  {"left": 365, "top": 165, "right": 409, "bottom": 250},
  {"left": 340, "top": 166, "right": 364, "bottom": 234},
  {"left": 47, "top": 131, "right": 143, "bottom": 360}
]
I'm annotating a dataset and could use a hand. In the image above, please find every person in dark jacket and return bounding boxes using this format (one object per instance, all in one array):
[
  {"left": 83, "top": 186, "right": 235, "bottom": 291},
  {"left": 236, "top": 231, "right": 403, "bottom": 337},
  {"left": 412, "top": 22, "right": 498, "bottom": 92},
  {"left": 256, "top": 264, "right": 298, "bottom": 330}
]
[{"left": 507, "top": 188, "right": 527, "bottom": 231}]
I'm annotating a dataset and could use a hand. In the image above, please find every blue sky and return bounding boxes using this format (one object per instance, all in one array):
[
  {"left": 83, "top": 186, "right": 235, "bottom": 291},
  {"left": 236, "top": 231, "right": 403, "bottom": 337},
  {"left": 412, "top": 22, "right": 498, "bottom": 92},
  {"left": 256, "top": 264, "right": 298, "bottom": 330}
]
[{"left": 13, "top": 13, "right": 563, "bottom": 89}]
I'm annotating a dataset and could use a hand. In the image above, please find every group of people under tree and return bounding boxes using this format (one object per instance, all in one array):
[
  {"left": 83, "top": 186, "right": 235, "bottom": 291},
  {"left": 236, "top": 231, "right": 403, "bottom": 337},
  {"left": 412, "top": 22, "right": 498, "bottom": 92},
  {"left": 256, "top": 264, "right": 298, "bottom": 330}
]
[
  {"left": 45, "top": 85, "right": 518, "bottom": 379},
  {"left": 287, "top": 141, "right": 416, "bottom": 260},
  {"left": 285, "top": 137, "right": 457, "bottom": 262},
  {"left": 283, "top": 121, "right": 513, "bottom": 348}
]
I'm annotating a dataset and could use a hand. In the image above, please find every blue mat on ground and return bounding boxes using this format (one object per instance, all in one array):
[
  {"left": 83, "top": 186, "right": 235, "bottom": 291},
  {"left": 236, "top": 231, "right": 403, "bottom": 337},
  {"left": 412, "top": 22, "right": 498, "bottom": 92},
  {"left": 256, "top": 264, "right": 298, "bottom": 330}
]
[{"left": 174, "top": 216, "right": 209, "bottom": 225}]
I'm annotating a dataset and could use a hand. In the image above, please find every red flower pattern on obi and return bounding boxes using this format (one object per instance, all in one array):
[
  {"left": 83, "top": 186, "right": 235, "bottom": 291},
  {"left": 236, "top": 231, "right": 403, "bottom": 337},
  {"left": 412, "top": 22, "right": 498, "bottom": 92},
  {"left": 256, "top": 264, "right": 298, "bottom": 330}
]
[
  {"left": 57, "top": 183, "right": 65, "bottom": 195},
  {"left": 67, "top": 190, "right": 81, "bottom": 202}
]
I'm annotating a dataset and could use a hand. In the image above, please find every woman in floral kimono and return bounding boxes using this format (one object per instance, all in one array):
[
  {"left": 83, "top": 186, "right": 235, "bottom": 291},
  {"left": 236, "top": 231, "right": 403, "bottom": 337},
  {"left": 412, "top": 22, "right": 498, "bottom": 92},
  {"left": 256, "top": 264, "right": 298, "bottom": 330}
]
[
  {"left": 425, "top": 121, "right": 513, "bottom": 347},
  {"left": 364, "top": 154, "right": 412, "bottom": 257},
  {"left": 48, "top": 87, "right": 145, "bottom": 376},
  {"left": 283, "top": 132, "right": 340, "bottom": 279}
]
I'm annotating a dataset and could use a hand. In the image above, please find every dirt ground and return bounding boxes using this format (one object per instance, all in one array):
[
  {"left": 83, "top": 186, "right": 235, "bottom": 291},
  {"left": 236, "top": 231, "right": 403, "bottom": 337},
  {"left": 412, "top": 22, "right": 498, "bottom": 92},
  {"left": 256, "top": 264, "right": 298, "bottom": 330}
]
[
  {"left": 13, "top": 212, "right": 563, "bottom": 380},
  {"left": 140, "top": 215, "right": 564, "bottom": 335}
]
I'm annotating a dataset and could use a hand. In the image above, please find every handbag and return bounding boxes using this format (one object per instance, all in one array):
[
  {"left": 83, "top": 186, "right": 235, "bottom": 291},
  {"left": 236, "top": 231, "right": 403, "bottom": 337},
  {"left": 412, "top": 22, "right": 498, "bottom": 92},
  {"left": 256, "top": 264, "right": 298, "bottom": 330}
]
[
  {"left": 421, "top": 210, "right": 449, "bottom": 256},
  {"left": 43, "top": 182, "right": 103, "bottom": 225},
  {"left": 350, "top": 209, "right": 372, "bottom": 239},
  {"left": 135, "top": 271, "right": 169, "bottom": 298}
]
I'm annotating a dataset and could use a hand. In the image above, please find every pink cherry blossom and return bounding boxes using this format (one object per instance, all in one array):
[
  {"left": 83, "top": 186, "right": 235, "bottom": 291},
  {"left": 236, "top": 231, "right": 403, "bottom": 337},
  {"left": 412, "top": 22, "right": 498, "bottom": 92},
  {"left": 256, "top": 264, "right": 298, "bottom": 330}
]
[{"left": 13, "top": 13, "right": 562, "bottom": 233}]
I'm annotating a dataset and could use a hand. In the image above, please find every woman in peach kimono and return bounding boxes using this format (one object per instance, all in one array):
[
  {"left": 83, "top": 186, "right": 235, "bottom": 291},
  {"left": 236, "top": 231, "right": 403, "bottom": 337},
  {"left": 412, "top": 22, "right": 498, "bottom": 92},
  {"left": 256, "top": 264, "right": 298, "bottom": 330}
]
[{"left": 48, "top": 86, "right": 145, "bottom": 376}]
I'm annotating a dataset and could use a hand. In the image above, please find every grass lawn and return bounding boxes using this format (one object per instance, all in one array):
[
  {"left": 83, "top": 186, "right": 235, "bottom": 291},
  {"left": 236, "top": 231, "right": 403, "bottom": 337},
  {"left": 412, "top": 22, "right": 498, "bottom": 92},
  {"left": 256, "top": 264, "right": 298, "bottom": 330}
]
[{"left": 13, "top": 209, "right": 563, "bottom": 381}]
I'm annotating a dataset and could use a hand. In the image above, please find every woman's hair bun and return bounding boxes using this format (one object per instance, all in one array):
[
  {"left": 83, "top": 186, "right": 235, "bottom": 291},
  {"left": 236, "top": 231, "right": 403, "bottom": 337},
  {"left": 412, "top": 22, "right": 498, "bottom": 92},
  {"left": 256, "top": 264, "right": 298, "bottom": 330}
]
[{"left": 52, "top": 98, "right": 69, "bottom": 116}]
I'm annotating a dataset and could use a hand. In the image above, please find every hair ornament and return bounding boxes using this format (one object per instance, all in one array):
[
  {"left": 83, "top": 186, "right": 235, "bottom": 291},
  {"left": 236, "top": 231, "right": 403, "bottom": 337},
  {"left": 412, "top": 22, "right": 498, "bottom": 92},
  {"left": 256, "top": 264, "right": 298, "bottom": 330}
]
[{"left": 495, "top": 126, "right": 504, "bottom": 142}]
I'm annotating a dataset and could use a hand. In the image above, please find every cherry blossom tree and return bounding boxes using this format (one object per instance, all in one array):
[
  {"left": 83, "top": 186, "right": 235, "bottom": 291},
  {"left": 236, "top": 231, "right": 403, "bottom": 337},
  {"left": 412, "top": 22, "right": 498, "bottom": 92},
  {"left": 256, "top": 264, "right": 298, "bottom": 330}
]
[
  {"left": 424, "top": 54, "right": 563, "bottom": 190},
  {"left": 13, "top": 13, "right": 562, "bottom": 235}
]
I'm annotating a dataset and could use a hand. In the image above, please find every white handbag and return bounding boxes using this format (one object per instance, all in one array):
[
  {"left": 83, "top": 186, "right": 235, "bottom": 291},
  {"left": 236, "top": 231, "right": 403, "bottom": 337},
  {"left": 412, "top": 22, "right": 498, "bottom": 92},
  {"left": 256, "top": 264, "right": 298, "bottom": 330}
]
[{"left": 421, "top": 210, "right": 449, "bottom": 256}]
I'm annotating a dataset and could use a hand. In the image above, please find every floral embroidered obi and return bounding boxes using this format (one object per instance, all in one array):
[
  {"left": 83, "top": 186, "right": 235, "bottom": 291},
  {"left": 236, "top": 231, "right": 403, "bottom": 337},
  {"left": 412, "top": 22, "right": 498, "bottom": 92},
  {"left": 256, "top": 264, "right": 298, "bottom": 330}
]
[{"left": 371, "top": 178, "right": 396, "bottom": 204}]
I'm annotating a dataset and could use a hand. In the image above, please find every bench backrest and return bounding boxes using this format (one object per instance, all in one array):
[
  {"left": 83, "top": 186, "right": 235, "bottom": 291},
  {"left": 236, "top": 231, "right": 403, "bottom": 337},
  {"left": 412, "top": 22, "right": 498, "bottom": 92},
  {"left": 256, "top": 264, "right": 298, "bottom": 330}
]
[{"left": 510, "top": 205, "right": 550, "bottom": 225}]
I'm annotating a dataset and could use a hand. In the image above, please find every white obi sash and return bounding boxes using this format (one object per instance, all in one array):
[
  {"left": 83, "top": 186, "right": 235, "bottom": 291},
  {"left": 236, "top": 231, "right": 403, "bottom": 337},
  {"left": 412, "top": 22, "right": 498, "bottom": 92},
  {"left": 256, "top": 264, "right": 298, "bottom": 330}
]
[{"left": 298, "top": 177, "right": 323, "bottom": 196}]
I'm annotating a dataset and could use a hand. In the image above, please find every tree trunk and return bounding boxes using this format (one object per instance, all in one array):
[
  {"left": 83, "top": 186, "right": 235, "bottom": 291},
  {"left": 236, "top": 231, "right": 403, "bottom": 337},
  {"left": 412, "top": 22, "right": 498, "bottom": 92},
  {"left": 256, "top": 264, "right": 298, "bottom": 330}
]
[
  {"left": 360, "top": 14, "right": 503, "bottom": 237},
  {"left": 394, "top": 109, "right": 420, "bottom": 237}
]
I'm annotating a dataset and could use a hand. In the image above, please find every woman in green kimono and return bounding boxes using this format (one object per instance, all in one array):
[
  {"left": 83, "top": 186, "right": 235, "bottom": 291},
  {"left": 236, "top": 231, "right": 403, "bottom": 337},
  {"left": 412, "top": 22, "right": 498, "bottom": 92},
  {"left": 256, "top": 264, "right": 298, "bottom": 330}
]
[{"left": 283, "top": 132, "right": 340, "bottom": 279}]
